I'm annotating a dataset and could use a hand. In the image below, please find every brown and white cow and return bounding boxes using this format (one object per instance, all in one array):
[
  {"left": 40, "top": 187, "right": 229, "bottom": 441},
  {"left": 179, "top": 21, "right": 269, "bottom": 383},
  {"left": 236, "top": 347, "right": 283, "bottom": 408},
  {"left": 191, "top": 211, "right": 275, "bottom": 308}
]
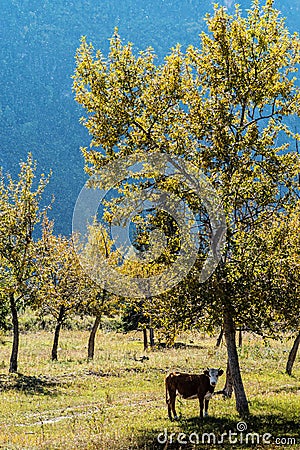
[{"left": 165, "top": 368, "right": 224, "bottom": 420}]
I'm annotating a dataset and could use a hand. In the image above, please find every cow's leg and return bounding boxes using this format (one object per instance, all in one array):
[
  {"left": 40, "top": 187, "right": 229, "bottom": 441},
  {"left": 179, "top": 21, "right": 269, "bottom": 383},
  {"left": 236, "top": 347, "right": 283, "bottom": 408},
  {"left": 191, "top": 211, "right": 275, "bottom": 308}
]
[
  {"left": 170, "top": 391, "right": 179, "bottom": 420},
  {"left": 167, "top": 389, "right": 177, "bottom": 420},
  {"left": 199, "top": 397, "right": 204, "bottom": 419},
  {"left": 167, "top": 394, "right": 173, "bottom": 420},
  {"left": 203, "top": 391, "right": 213, "bottom": 417},
  {"left": 166, "top": 382, "right": 172, "bottom": 420},
  {"left": 204, "top": 399, "right": 209, "bottom": 417}
]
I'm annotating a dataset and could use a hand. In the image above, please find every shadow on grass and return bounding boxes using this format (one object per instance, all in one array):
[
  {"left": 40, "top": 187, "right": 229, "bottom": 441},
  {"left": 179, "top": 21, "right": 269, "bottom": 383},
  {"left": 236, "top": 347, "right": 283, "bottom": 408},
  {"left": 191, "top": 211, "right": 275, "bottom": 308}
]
[
  {"left": 272, "top": 384, "right": 300, "bottom": 394},
  {"left": 133, "top": 414, "right": 299, "bottom": 449},
  {"left": 0, "top": 373, "right": 67, "bottom": 395},
  {"left": 157, "top": 342, "right": 205, "bottom": 350}
]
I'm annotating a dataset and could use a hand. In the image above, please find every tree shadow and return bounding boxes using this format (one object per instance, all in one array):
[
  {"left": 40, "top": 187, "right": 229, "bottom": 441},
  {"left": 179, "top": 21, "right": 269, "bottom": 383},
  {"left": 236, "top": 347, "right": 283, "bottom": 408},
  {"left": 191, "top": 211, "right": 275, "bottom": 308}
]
[
  {"left": 0, "top": 373, "right": 67, "bottom": 396},
  {"left": 157, "top": 342, "right": 205, "bottom": 350},
  {"left": 133, "top": 414, "right": 299, "bottom": 449},
  {"left": 272, "top": 384, "right": 300, "bottom": 394},
  {"left": 173, "top": 342, "right": 205, "bottom": 350}
]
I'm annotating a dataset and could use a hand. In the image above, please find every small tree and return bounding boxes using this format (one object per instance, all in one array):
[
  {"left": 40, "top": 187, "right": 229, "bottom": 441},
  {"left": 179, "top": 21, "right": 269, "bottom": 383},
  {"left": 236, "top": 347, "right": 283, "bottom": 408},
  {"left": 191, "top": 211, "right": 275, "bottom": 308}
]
[
  {"left": 35, "top": 217, "right": 89, "bottom": 361},
  {"left": 76, "top": 222, "right": 121, "bottom": 359},
  {"left": 0, "top": 154, "right": 49, "bottom": 372},
  {"left": 285, "top": 204, "right": 300, "bottom": 375},
  {"left": 269, "top": 202, "right": 300, "bottom": 376}
]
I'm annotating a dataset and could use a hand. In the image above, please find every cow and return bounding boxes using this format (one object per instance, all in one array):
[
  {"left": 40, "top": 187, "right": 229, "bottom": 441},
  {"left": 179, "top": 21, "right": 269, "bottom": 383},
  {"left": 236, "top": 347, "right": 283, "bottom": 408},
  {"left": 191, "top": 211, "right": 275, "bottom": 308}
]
[{"left": 165, "top": 368, "right": 224, "bottom": 420}]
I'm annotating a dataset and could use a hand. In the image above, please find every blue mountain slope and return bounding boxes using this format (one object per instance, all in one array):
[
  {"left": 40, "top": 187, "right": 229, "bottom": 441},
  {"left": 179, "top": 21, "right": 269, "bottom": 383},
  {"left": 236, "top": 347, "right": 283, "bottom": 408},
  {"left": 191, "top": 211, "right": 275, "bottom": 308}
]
[{"left": 0, "top": 0, "right": 299, "bottom": 234}]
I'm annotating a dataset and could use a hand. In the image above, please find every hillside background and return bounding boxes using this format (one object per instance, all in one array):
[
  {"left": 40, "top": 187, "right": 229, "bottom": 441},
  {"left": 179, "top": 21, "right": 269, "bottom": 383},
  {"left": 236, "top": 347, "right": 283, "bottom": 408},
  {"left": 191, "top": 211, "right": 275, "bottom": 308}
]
[{"left": 1, "top": 0, "right": 299, "bottom": 234}]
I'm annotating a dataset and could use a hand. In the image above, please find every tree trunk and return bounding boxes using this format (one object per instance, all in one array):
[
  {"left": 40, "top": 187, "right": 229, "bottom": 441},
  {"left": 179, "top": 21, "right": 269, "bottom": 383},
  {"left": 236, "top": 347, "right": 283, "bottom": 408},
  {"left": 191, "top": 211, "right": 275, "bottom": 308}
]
[
  {"left": 216, "top": 328, "right": 223, "bottom": 347},
  {"left": 143, "top": 328, "right": 148, "bottom": 351},
  {"left": 51, "top": 305, "right": 65, "bottom": 361},
  {"left": 286, "top": 331, "right": 300, "bottom": 376},
  {"left": 238, "top": 328, "right": 243, "bottom": 348},
  {"left": 223, "top": 310, "right": 249, "bottom": 416},
  {"left": 223, "top": 359, "right": 234, "bottom": 398},
  {"left": 88, "top": 314, "right": 101, "bottom": 360},
  {"left": 149, "top": 327, "right": 155, "bottom": 348},
  {"left": 9, "top": 293, "right": 19, "bottom": 373}
]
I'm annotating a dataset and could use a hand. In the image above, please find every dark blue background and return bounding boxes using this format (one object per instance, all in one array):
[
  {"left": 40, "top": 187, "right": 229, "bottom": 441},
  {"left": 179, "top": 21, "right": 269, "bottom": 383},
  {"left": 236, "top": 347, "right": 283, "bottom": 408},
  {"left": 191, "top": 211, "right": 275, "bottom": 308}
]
[{"left": 1, "top": 0, "right": 299, "bottom": 234}]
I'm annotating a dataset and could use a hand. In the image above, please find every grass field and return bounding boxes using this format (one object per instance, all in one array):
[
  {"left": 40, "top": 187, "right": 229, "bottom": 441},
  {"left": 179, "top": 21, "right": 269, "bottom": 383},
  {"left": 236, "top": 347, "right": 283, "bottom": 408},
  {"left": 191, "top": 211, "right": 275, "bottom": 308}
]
[{"left": 0, "top": 328, "right": 299, "bottom": 449}]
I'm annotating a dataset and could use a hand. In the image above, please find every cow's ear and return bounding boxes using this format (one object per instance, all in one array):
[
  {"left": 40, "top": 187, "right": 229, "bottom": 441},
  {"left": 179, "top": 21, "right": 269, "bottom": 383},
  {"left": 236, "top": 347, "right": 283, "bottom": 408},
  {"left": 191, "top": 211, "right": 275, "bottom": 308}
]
[
  {"left": 218, "top": 369, "right": 224, "bottom": 376},
  {"left": 204, "top": 369, "right": 209, "bottom": 376}
]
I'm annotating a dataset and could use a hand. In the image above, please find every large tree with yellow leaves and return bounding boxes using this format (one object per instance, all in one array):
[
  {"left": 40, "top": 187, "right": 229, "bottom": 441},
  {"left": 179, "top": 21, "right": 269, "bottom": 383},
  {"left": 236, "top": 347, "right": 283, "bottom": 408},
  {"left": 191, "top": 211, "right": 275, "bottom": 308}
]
[{"left": 73, "top": 1, "right": 300, "bottom": 416}]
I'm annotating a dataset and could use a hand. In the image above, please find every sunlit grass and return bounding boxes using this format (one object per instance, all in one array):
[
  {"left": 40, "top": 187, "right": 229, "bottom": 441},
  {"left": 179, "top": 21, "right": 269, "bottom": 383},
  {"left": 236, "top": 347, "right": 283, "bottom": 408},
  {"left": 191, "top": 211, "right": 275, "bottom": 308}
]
[{"left": 0, "top": 328, "right": 299, "bottom": 449}]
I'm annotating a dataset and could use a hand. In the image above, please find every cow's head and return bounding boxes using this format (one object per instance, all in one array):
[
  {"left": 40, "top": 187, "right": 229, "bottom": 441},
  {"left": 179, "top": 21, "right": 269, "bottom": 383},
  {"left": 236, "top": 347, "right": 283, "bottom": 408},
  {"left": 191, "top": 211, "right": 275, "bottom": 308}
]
[{"left": 204, "top": 368, "right": 224, "bottom": 387}]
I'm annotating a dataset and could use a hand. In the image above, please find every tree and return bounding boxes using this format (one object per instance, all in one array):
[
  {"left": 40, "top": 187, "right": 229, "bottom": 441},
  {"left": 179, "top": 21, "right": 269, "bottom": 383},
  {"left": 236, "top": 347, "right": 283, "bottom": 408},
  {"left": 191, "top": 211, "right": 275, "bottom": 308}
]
[
  {"left": 0, "top": 154, "right": 49, "bottom": 372},
  {"left": 77, "top": 222, "right": 120, "bottom": 360},
  {"left": 284, "top": 205, "right": 300, "bottom": 376},
  {"left": 35, "top": 217, "right": 89, "bottom": 361},
  {"left": 73, "top": 1, "right": 300, "bottom": 415},
  {"left": 286, "top": 333, "right": 300, "bottom": 375},
  {"left": 269, "top": 202, "right": 300, "bottom": 376},
  {"left": 251, "top": 202, "right": 300, "bottom": 376}
]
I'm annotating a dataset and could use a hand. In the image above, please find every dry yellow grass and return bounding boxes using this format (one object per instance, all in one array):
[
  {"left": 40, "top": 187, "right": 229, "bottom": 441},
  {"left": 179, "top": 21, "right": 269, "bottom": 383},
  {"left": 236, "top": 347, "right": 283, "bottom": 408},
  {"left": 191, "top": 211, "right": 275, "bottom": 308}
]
[{"left": 0, "top": 329, "right": 299, "bottom": 449}]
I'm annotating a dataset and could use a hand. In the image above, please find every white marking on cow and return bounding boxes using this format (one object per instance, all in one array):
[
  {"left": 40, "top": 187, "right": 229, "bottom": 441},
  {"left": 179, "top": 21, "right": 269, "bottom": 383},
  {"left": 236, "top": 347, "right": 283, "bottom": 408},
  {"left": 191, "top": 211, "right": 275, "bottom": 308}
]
[
  {"left": 204, "top": 391, "right": 213, "bottom": 400},
  {"left": 185, "top": 394, "right": 198, "bottom": 400},
  {"left": 207, "top": 368, "right": 222, "bottom": 386}
]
